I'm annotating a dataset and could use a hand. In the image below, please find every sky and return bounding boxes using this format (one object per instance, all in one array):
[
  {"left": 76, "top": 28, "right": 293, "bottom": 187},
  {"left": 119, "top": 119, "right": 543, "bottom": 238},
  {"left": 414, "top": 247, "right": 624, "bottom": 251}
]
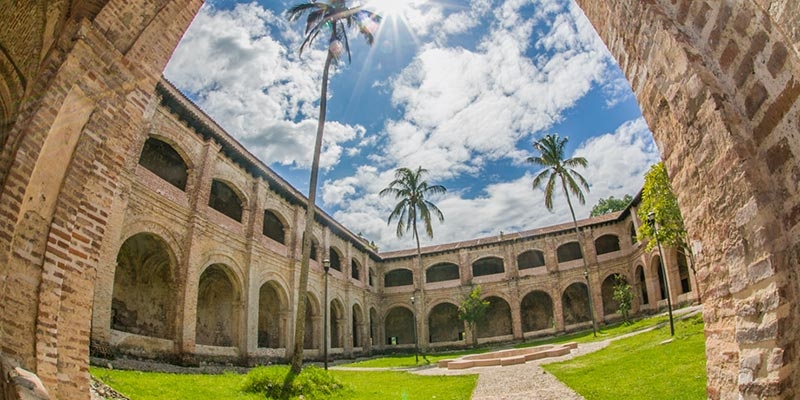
[{"left": 163, "top": 0, "right": 661, "bottom": 252}]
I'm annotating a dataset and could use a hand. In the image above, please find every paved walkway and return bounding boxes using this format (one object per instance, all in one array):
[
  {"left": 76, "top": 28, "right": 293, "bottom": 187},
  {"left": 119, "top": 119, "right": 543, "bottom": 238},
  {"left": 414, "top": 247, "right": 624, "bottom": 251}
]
[{"left": 335, "top": 305, "right": 703, "bottom": 399}]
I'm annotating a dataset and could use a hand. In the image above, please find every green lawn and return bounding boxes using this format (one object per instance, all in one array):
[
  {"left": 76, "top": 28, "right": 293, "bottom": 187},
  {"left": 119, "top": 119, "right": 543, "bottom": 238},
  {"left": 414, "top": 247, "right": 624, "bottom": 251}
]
[
  {"left": 91, "top": 367, "right": 477, "bottom": 400},
  {"left": 543, "top": 314, "right": 707, "bottom": 400},
  {"left": 91, "top": 311, "right": 704, "bottom": 400}
]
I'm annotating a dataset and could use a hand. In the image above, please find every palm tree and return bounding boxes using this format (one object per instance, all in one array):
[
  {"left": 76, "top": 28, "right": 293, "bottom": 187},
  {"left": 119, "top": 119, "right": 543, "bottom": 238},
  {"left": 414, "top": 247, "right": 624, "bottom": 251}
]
[
  {"left": 285, "top": 0, "right": 381, "bottom": 374},
  {"left": 380, "top": 166, "right": 446, "bottom": 360},
  {"left": 527, "top": 133, "right": 597, "bottom": 336}
]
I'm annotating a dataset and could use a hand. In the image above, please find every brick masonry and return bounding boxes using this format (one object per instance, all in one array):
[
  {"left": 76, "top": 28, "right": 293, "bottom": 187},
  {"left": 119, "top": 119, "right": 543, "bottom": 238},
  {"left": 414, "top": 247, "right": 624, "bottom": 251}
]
[{"left": 0, "top": 0, "right": 798, "bottom": 399}]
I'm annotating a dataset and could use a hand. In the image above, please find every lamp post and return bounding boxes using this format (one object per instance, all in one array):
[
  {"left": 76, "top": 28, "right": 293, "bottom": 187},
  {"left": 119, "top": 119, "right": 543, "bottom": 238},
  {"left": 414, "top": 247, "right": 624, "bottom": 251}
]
[
  {"left": 583, "top": 269, "right": 594, "bottom": 334},
  {"left": 648, "top": 212, "right": 675, "bottom": 336},
  {"left": 323, "top": 258, "right": 330, "bottom": 369},
  {"left": 410, "top": 295, "right": 419, "bottom": 364}
]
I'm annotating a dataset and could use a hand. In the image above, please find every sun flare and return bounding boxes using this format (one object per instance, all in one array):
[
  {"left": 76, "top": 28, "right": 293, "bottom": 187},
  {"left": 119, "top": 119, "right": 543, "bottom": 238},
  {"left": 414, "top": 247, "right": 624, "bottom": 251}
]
[{"left": 364, "top": 0, "right": 422, "bottom": 19}]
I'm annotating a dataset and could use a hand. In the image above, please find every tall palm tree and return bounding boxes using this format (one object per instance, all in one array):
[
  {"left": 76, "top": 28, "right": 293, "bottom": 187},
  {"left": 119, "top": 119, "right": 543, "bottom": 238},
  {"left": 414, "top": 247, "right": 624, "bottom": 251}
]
[
  {"left": 285, "top": 0, "right": 381, "bottom": 374},
  {"left": 380, "top": 166, "right": 446, "bottom": 360},
  {"left": 527, "top": 133, "right": 597, "bottom": 336}
]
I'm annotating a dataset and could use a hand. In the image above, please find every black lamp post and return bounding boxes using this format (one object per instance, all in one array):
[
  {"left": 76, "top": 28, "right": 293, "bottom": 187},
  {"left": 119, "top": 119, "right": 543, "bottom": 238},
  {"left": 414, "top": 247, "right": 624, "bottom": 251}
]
[
  {"left": 648, "top": 212, "right": 675, "bottom": 336},
  {"left": 410, "top": 295, "right": 419, "bottom": 364},
  {"left": 323, "top": 258, "right": 330, "bottom": 369}
]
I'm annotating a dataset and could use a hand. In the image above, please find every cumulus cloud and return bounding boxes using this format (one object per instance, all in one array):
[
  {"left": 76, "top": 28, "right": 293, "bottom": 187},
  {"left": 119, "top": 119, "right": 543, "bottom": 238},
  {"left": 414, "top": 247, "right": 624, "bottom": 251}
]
[
  {"left": 164, "top": 3, "right": 367, "bottom": 170},
  {"left": 328, "top": 117, "right": 658, "bottom": 251},
  {"left": 378, "top": 0, "right": 609, "bottom": 181}
]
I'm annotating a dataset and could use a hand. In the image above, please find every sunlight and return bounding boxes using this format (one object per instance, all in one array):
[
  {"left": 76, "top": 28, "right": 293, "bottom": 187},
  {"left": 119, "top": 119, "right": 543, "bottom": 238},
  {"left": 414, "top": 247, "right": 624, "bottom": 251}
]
[{"left": 363, "top": 0, "right": 422, "bottom": 19}]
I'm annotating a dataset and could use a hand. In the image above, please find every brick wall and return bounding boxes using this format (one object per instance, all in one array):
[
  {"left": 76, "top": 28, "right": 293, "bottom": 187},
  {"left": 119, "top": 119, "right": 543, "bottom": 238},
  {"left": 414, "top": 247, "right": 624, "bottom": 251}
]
[{"left": 575, "top": 0, "right": 800, "bottom": 398}]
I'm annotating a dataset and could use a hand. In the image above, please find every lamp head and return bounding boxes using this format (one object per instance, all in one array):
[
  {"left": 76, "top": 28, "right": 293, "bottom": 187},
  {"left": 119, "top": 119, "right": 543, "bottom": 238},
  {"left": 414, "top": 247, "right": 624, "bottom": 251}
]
[
  {"left": 323, "top": 258, "right": 330, "bottom": 273},
  {"left": 410, "top": 296, "right": 415, "bottom": 304}
]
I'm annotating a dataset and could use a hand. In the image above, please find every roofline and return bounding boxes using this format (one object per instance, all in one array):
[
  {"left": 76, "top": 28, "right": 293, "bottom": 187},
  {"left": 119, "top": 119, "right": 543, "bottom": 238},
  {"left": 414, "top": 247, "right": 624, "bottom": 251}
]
[{"left": 156, "top": 78, "right": 380, "bottom": 259}]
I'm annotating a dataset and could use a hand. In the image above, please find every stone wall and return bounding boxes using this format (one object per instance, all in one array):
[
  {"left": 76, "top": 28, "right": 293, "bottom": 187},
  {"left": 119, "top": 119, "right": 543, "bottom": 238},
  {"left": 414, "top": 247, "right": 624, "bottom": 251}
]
[
  {"left": 574, "top": 0, "right": 800, "bottom": 398},
  {"left": 1, "top": 0, "right": 797, "bottom": 398}
]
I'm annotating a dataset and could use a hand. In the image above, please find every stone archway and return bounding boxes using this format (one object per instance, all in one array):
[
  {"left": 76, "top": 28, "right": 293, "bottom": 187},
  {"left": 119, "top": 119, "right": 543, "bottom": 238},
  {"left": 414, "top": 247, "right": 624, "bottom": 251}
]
[
  {"left": 1, "top": 1, "right": 799, "bottom": 398},
  {"left": 111, "top": 233, "right": 177, "bottom": 340},
  {"left": 572, "top": 2, "right": 800, "bottom": 396}
]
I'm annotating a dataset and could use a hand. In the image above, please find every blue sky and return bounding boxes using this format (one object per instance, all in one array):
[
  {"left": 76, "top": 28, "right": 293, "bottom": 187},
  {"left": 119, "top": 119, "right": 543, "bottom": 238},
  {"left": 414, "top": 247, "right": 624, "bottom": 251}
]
[{"left": 164, "top": 0, "right": 660, "bottom": 251}]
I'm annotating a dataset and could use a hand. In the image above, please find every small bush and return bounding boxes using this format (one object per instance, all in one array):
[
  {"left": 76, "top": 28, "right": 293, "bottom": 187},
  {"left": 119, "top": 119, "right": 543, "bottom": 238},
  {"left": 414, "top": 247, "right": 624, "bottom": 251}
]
[{"left": 241, "top": 365, "right": 349, "bottom": 399}]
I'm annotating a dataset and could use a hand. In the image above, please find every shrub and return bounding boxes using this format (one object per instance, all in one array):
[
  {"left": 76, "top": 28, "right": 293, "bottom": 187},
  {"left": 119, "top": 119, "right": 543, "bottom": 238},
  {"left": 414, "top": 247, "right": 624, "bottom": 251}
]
[{"left": 241, "top": 365, "right": 349, "bottom": 399}]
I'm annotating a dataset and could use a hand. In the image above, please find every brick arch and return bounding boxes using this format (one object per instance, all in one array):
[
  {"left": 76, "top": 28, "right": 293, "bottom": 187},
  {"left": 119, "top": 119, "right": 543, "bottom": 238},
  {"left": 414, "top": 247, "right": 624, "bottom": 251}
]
[
  {"left": 110, "top": 232, "right": 178, "bottom": 340},
  {"left": 195, "top": 263, "right": 242, "bottom": 348},
  {"left": 257, "top": 280, "right": 289, "bottom": 349},
  {"left": 575, "top": 1, "right": 800, "bottom": 395},
  {"left": 0, "top": 1, "right": 797, "bottom": 398},
  {"left": 476, "top": 296, "right": 512, "bottom": 339}
]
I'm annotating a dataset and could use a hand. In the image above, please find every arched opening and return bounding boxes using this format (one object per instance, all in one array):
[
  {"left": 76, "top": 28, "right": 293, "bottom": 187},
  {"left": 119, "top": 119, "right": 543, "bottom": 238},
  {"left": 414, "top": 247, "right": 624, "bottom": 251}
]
[
  {"left": 329, "top": 247, "right": 342, "bottom": 272},
  {"left": 310, "top": 237, "right": 320, "bottom": 261},
  {"left": 601, "top": 274, "right": 627, "bottom": 316},
  {"left": 384, "top": 269, "right": 413, "bottom": 287},
  {"left": 636, "top": 265, "right": 649, "bottom": 305},
  {"left": 472, "top": 257, "right": 504, "bottom": 277},
  {"left": 562, "top": 282, "right": 590, "bottom": 325},
  {"left": 196, "top": 264, "right": 240, "bottom": 347},
  {"left": 477, "top": 296, "right": 512, "bottom": 339},
  {"left": 384, "top": 307, "right": 414, "bottom": 345},
  {"left": 595, "top": 234, "right": 621, "bottom": 255},
  {"left": 111, "top": 233, "right": 175, "bottom": 339},
  {"left": 630, "top": 223, "right": 637, "bottom": 244},
  {"left": 257, "top": 281, "right": 285, "bottom": 348},
  {"left": 520, "top": 290, "right": 554, "bottom": 332},
  {"left": 352, "top": 304, "right": 364, "bottom": 348},
  {"left": 138, "top": 137, "right": 189, "bottom": 190},
  {"left": 654, "top": 256, "right": 667, "bottom": 301},
  {"left": 428, "top": 303, "right": 461, "bottom": 343},
  {"left": 426, "top": 262, "right": 460, "bottom": 283},
  {"left": 368, "top": 268, "right": 375, "bottom": 286},
  {"left": 208, "top": 179, "right": 243, "bottom": 222},
  {"left": 262, "top": 210, "right": 285, "bottom": 244},
  {"left": 369, "top": 307, "right": 378, "bottom": 345},
  {"left": 517, "top": 250, "right": 545, "bottom": 270},
  {"left": 351, "top": 258, "right": 361, "bottom": 280},
  {"left": 303, "top": 295, "right": 320, "bottom": 350},
  {"left": 677, "top": 250, "right": 691, "bottom": 294},
  {"left": 330, "top": 299, "right": 345, "bottom": 348},
  {"left": 557, "top": 242, "right": 583, "bottom": 262}
]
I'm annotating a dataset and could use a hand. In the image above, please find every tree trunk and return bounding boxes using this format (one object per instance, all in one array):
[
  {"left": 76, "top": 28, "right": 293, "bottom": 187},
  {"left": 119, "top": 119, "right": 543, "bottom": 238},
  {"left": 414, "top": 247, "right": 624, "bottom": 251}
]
[
  {"left": 412, "top": 217, "right": 427, "bottom": 356},
  {"left": 562, "top": 177, "right": 597, "bottom": 336},
  {"left": 289, "top": 50, "right": 333, "bottom": 374}
]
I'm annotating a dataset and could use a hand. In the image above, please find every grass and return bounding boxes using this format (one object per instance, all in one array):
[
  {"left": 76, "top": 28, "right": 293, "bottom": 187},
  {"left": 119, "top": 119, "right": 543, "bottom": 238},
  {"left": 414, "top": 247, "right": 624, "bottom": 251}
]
[
  {"left": 91, "top": 369, "right": 262, "bottom": 400},
  {"left": 344, "top": 310, "right": 681, "bottom": 369},
  {"left": 91, "top": 310, "right": 703, "bottom": 399},
  {"left": 339, "top": 349, "right": 487, "bottom": 368},
  {"left": 516, "top": 313, "right": 674, "bottom": 347},
  {"left": 542, "top": 314, "right": 707, "bottom": 400},
  {"left": 91, "top": 366, "right": 477, "bottom": 400}
]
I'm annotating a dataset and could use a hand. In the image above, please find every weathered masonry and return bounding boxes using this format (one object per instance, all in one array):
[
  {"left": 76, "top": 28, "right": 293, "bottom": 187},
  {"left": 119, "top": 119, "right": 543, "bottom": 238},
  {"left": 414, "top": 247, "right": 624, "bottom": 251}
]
[
  {"left": 1, "top": 1, "right": 799, "bottom": 399},
  {"left": 89, "top": 80, "right": 697, "bottom": 366}
]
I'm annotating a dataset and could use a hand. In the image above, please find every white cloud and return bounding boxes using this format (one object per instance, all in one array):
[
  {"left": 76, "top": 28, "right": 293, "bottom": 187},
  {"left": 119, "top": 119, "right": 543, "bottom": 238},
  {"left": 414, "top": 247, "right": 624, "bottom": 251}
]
[
  {"left": 331, "top": 117, "right": 658, "bottom": 251},
  {"left": 164, "top": 3, "right": 366, "bottom": 170},
  {"left": 379, "top": 0, "right": 609, "bottom": 180}
]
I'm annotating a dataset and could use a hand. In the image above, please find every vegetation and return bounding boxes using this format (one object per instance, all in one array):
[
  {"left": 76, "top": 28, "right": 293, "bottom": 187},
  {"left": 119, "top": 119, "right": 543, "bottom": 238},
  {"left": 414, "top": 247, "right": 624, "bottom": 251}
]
[
  {"left": 637, "top": 162, "right": 698, "bottom": 303},
  {"left": 91, "top": 366, "right": 477, "bottom": 400},
  {"left": 457, "top": 285, "right": 490, "bottom": 347},
  {"left": 636, "top": 163, "right": 687, "bottom": 251},
  {"left": 589, "top": 194, "right": 633, "bottom": 217},
  {"left": 284, "top": 0, "right": 381, "bottom": 374},
  {"left": 612, "top": 274, "right": 633, "bottom": 323},
  {"left": 527, "top": 133, "right": 596, "bottom": 336},
  {"left": 241, "top": 366, "right": 347, "bottom": 399},
  {"left": 380, "top": 166, "right": 446, "bottom": 356},
  {"left": 543, "top": 314, "right": 707, "bottom": 400}
]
